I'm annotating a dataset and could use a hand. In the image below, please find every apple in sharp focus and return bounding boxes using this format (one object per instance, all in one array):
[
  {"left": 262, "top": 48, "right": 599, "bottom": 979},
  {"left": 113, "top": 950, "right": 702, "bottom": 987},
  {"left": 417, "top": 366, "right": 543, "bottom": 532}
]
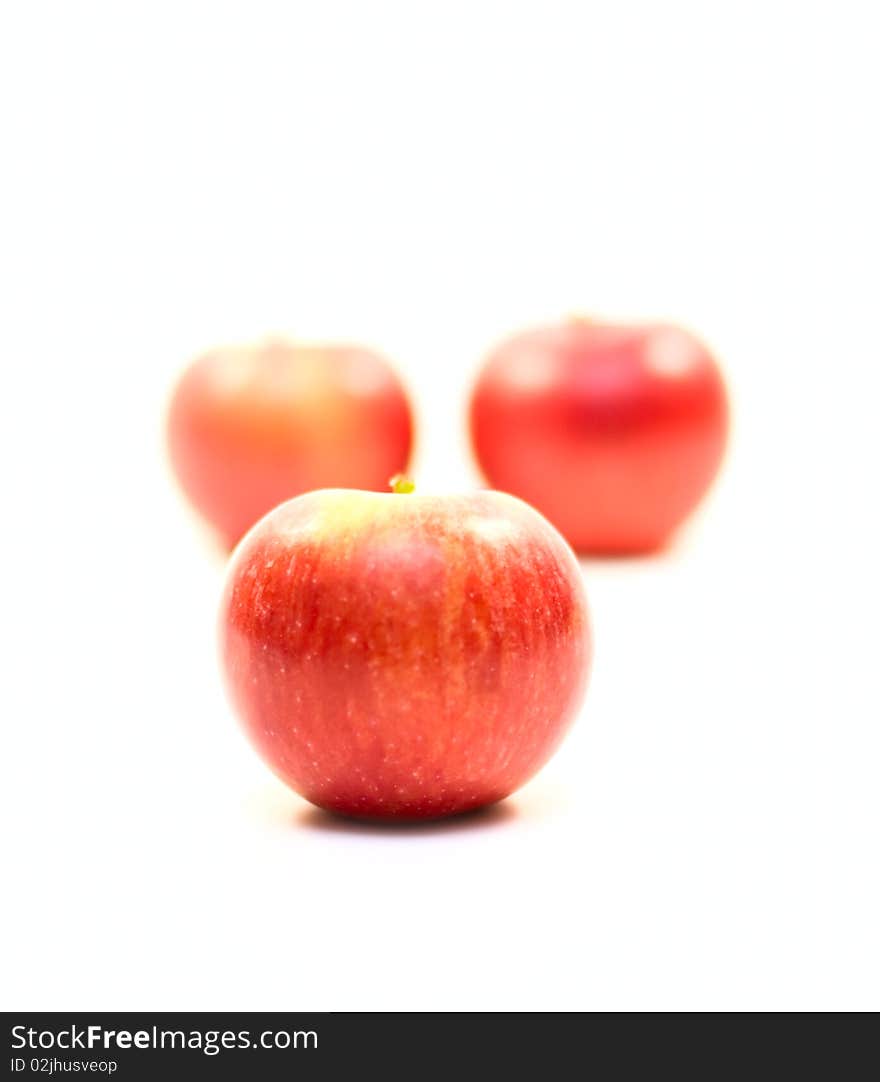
[
  {"left": 219, "top": 482, "right": 591, "bottom": 820},
  {"left": 469, "top": 318, "right": 729, "bottom": 554},
  {"left": 168, "top": 338, "right": 414, "bottom": 548}
]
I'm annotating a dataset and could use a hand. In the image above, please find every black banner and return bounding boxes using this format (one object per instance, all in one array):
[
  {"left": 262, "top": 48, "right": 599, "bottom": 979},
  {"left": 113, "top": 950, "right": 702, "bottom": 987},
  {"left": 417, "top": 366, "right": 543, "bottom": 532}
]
[{"left": 4, "top": 1011, "right": 869, "bottom": 1078}]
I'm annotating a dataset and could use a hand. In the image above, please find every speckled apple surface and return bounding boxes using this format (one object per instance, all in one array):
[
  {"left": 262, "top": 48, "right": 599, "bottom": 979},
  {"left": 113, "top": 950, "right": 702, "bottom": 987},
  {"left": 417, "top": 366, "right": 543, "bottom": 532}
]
[{"left": 220, "top": 488, "right": 591, "bottom": 819}]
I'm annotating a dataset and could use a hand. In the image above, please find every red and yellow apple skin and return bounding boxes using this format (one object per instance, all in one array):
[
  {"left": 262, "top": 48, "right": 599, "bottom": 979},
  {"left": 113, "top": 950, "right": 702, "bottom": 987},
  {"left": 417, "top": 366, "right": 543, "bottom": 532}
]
[
  {"left": 469, "top": 319, "right": 729, "bottom": 554},
  {"left": 167, "top": 339, "right": 414, "bottom": 548},
  {"left": 220, "top": 488, "right": 591, "bottom": 820}
]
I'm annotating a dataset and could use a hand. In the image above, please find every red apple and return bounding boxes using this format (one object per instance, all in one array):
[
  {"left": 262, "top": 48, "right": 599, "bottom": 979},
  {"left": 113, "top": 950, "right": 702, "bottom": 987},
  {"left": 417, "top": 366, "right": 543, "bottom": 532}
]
[
  {"left": 220, "top": 482, "right": 591, "bottom": 820},
  {"left": 469, "top": 318, "right": 729, "bottom": 554},
  {"left": 167, "top": 338, "right": 414, "bottom": 548}
]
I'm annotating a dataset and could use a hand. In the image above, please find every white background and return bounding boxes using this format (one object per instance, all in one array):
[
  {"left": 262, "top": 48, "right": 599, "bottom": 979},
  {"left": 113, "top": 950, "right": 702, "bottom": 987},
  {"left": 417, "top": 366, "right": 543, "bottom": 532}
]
[{"left": 2, "top": 1, "right": 878, "bottom": 1011}]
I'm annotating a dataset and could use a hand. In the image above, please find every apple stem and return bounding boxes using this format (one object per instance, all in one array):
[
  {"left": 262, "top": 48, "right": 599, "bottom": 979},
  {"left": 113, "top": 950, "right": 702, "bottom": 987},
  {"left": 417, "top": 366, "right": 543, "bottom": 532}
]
[{"left": 389, "top": 474, "right": 415, "bottom": 494}]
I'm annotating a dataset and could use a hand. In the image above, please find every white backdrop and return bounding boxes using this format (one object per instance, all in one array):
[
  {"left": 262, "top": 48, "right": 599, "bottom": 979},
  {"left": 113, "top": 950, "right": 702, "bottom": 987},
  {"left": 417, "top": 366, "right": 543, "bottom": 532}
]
[{"left": 2, "top": 1, "right": 878, "bottom": 1010}]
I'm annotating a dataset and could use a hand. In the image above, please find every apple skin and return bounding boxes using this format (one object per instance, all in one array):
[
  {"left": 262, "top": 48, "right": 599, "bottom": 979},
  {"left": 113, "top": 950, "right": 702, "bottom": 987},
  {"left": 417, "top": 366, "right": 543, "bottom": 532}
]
[
  {"left": 167, "top": 339, "right": 414, "bottom": 548},
  {"left": 469, "top": 319, "right": 729, "bottom": 554},
  {"left": 220, "top": 488, "right": 591, "bottom": 820}
]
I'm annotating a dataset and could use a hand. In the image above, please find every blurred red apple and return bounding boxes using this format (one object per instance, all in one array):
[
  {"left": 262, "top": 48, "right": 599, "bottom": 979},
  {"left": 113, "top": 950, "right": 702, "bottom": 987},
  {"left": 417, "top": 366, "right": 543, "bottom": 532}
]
[
  {"left": 167, "top": 338, "right": 414, "bottom": 548},
  {"left": 469, "top": 318, "right": 729, "bottom": 554},
  {"left": 220, "top": 482, "right": 591, "bottom": 820}
]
